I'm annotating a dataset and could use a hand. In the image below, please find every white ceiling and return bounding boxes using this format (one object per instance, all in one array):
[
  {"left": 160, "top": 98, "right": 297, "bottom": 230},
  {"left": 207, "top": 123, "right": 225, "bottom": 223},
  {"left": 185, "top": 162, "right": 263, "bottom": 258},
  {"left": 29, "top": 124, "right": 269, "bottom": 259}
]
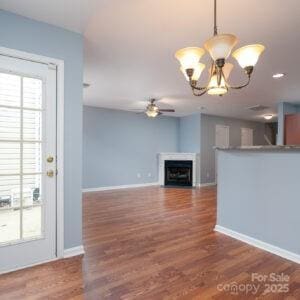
[
  {"left": 0, "top": 0, "right": 101, "bottom": 33},
  {"left": 1, "top": 0, "right": 300, "bottom": 121}
]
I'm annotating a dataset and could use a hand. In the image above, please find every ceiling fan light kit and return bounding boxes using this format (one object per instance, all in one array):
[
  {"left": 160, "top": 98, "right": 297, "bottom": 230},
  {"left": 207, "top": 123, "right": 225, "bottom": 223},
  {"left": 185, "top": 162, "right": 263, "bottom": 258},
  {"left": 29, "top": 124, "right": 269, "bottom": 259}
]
[
  {"left": 141, "top": 99, "right": 175, "bottom": 118},
  {"left": 146, "top": 105, "right": 160, "bottom": 118},
  {"left": 175, "top": 0, "right": 265, "bottom": 97}
]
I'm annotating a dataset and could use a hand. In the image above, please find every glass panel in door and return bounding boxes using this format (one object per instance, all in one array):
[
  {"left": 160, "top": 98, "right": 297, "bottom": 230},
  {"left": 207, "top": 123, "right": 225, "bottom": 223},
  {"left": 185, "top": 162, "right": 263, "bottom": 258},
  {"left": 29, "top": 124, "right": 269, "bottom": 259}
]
[{"left": 0, "top": 73, "right": 43, "bottom": 245}]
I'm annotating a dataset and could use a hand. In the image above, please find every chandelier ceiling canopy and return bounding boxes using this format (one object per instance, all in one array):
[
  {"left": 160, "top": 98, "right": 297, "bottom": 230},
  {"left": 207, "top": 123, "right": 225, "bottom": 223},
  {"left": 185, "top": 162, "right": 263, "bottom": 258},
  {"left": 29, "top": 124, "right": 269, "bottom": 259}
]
[{"left": 175, "top": 0, "right": 265, "bottom": 97}]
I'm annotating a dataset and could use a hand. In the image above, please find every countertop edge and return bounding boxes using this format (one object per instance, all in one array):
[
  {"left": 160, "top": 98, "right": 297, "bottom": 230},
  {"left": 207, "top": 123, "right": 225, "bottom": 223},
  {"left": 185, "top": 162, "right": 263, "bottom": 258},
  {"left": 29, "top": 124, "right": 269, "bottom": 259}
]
[{"left": 214, "top": 145, "right": 300, "bottom": 151}]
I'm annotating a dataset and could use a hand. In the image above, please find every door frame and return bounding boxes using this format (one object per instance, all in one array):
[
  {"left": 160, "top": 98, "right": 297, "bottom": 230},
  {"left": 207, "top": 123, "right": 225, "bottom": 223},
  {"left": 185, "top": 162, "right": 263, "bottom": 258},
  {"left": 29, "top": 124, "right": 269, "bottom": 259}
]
[{"left": 0, "top": 46, "right": 65, "bottom": 260}]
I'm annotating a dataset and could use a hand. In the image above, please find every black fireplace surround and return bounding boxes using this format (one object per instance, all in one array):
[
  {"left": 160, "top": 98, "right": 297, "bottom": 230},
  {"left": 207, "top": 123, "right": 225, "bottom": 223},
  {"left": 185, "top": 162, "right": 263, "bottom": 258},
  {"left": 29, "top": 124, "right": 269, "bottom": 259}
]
[{"left": 164, "top": 160, "right": 193, "bottom": 187}]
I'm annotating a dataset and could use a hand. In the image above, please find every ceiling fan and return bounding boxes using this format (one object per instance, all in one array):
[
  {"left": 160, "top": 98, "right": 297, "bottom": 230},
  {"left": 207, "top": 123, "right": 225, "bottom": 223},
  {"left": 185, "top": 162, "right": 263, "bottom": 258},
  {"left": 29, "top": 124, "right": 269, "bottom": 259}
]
[{"left": 135, "top": 99, "right": 175, "bottom": 118}]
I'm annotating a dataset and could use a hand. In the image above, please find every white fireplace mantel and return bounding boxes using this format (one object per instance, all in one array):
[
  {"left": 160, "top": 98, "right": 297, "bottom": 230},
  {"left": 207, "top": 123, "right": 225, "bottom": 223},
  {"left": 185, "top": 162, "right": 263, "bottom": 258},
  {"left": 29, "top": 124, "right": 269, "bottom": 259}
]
[{"left": 158, "top": 153, "right": 200, "bottom": 186}]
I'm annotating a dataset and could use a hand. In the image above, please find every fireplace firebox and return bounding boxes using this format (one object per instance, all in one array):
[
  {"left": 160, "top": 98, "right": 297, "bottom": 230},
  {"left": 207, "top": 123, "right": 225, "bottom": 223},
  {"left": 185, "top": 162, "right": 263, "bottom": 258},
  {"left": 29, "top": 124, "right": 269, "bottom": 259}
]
[{"left": 164, "top": 160, "right": 193, "bottom": 187}]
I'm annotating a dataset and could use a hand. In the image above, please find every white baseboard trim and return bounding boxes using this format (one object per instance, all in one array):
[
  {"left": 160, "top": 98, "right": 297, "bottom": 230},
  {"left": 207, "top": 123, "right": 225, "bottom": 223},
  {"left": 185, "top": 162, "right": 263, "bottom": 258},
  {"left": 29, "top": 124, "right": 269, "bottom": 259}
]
[
  {"left": 63, "top": 245, "right": 85, "bottom": 258},
  {"left": 82, "top": 182, "right": 159, "bottom": 193},
  {"left": 0, "top": 257, "right": 59, "bottom": 275},
  {"left": 199, "top": 182, "right": 216, "bottom": 187},
  {"left": 0, "top": 246, "right": 85, "bottom": 275},
  {"left": 215, "top": 225, "right": 300, "bottom": 264}
]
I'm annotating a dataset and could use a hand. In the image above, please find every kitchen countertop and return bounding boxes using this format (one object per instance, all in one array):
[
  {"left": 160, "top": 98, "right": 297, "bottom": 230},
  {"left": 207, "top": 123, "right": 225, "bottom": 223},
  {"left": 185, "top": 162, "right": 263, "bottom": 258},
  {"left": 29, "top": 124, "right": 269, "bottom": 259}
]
[{"left": 214, "top": 145, "right": 300, "bottom": 151}]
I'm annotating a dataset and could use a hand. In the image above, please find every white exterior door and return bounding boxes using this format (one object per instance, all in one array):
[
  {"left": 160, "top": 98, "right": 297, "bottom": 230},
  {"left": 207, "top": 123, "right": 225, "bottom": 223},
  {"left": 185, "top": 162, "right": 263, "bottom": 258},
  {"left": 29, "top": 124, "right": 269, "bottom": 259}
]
[
  {"left": 241, "top": 128, "right": 253, "bottom": 146},
  {"left": 215, "top": 125, "right": 229, "bottom": 182},
  {"left": 0, "top": 54, "right": 57, "bottom": 273}
]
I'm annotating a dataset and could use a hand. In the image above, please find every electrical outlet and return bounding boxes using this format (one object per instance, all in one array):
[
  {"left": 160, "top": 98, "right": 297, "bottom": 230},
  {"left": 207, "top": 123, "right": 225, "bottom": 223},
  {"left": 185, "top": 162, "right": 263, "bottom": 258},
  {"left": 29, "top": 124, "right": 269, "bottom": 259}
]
[
  {"left": 137, "top": 173, "right": 141, "bottom": 178},
  {"left": 148, "top": 173, "right": 152, "bottom": 177}
]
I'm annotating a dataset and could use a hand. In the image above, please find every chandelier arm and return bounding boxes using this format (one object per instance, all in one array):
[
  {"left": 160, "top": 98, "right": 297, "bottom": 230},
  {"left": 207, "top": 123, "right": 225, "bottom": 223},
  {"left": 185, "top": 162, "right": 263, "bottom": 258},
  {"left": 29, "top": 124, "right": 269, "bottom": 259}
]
[
  {"left": 186, "top": 62, "right": 215, "bottom": 91},
  {"left": 189, "top": 80, "right": 207, "bottom": 91},
  {"left": 229, "top": 74, "right": 251, "bottom": 90},
  {"left": 192, "top": 87, "right": 208, "bottom": 97},
  {"left": 190, "top": 84, "right": 207, "bottom": 91}
]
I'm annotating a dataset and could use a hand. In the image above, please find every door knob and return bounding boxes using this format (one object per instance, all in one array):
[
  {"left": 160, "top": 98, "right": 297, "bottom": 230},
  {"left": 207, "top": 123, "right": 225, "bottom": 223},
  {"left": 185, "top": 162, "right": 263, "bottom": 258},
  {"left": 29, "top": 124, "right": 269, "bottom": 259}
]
[
  {"left": 47, "top": 156, "right": 54, "bottom": 163},
  {"left": 47, "top": 170, "right": 54, "bottom": 177}
]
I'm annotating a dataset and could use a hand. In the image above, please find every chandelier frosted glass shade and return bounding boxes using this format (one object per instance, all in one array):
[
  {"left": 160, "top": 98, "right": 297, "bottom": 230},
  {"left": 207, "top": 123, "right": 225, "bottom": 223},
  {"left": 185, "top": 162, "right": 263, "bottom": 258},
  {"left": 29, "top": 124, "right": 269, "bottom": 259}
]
[
  {"left": 206, "top": 63, "right": 233, "bottom": 95},
  {"left": 232, "top": 44, "right": 265, "bottom": 68},
  {"left": 204, "top": 34, "right": 238, "bottom": 60},
  {"left": 207, "top": 73, "right": 228, "bottom": 95},
  {"left": 209, "top": 63, "right": 233, "bottom": 79},
  {"left": 175, "top": 47, "right": 205, "bottom": 70},
  {"left": 222, "top": 63, "right": 234, "bottom": 79},
  {"left": 181, "top": 63, "right": 205, "bottom": 81},
  {"left": 207, "top": 64, "right": 228, "bottom": 95}
]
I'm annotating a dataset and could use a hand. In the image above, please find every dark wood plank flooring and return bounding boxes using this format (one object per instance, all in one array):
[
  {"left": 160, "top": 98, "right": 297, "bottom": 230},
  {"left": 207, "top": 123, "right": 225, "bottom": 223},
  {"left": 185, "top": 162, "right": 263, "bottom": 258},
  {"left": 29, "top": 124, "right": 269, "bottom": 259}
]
[{"left": 0, "top": 186, "right": 299, "bottom": 299}]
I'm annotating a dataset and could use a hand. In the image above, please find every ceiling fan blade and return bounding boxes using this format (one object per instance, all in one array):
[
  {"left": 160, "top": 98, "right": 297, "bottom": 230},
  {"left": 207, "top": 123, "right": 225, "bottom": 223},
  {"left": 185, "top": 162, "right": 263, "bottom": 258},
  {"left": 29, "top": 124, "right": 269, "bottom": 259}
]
[{"left": 159, "top": 109, "right": 175, "bottom": 112}]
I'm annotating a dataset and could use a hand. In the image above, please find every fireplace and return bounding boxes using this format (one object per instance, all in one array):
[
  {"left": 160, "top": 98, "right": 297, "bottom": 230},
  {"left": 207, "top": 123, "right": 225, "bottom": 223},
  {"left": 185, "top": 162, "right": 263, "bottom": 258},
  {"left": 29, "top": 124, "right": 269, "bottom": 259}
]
[
  {"left": 159, "top": 153, "right": 198, "bottom": 187},
  {"left": 164, "top": 160, "right": 193, "bottom": 187}
]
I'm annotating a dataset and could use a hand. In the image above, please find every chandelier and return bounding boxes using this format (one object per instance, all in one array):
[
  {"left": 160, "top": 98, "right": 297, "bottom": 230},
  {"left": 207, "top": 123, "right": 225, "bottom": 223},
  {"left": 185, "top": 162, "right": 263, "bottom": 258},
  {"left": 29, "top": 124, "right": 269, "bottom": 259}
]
[{"left": 175, "top": 0, "right": 265, "bottom": 96}]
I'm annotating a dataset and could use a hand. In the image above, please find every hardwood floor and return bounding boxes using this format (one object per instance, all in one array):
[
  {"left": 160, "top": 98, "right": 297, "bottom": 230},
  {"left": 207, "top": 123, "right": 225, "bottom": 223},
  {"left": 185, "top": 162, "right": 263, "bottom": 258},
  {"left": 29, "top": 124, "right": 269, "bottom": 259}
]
[{"left": 0, "top": 186, "right": 299, "bottom": 299}]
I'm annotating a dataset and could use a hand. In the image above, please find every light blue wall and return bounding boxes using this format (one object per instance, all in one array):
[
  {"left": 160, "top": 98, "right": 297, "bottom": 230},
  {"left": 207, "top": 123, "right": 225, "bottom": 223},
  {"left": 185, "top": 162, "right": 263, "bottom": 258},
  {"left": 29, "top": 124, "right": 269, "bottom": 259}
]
[
  {"left": 83, "top": 107, "right": 268, "bottom": 189},
  {"left": 200, "top": 114, "right": 267, "bottom": 184},
  {"left": 179, "top": 114, "right": 201, "bottom": 153},
  {"left": 217, "top": 149, "right": 300, "bottom": 255},
  {"left": 277, "top": 102, "right": 300, "bottom": 145},
  {"left": 0, "top": 10, "right": 83, "bottom": 249},
  {"left": 83, "top": 106, "right": 179, "bottom": 188}
]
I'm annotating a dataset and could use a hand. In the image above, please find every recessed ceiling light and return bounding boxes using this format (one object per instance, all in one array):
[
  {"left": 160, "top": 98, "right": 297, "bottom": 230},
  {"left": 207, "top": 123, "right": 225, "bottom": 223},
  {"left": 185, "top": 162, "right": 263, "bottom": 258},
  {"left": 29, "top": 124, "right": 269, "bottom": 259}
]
[
  {"left": 264, "top": 114, "right": 273, "bottom": 120},
  {"left": 272, "top": 73, "right": 285, "bottom": 79}
]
